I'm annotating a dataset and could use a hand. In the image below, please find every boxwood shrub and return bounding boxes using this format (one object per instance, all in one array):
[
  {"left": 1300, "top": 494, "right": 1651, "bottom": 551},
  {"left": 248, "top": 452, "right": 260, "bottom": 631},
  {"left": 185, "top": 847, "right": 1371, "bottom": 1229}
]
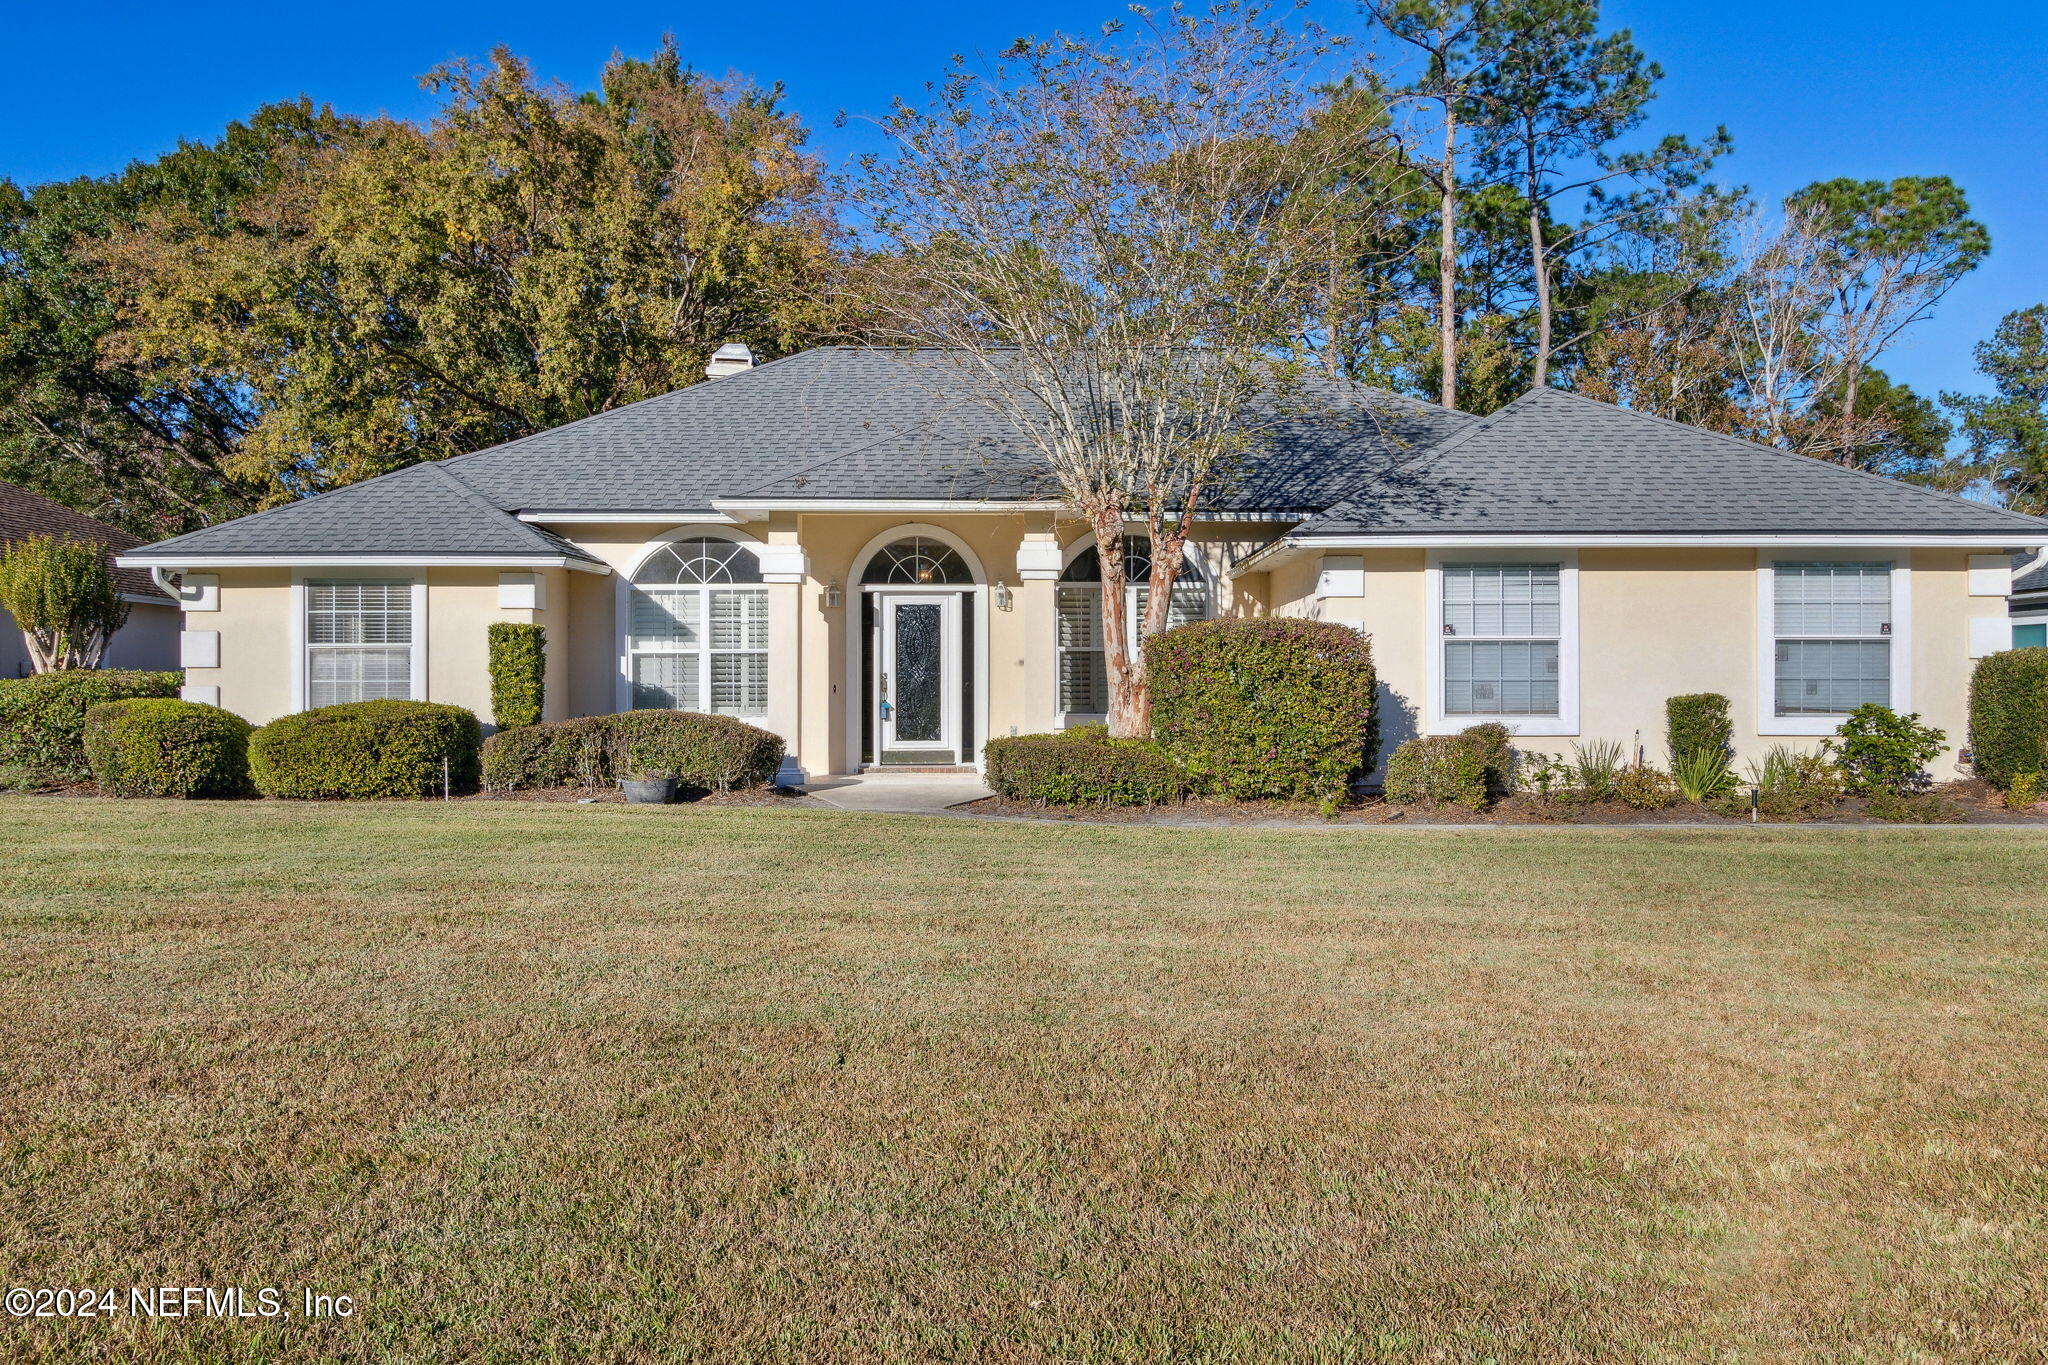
[
  {"left": 83, "top": 698, "right": 253, "bottom": 798},
  {"left": 487, "top": 622, "right": 546, "bottom": 731},
  {"left": 1382, "top": 730, "right": 1492, "bottom": 810},
  {"left": 0, "top": 668, "right": 182, "bottom": 780},
  {"left": 1146, "top": 617, "right": 1377, "bottom": 803},
  {"left": 983, "top": 727, "right": 1188, "bottom": 806},
  {"left": 480, "top": 710, "right": 784, "bottom": 793},
  {"left": 250, "top": 700, "right": 482, "bottom": 799},
  {"left": 1969, "top": 646, "right": 2048, "bottom": 789}
]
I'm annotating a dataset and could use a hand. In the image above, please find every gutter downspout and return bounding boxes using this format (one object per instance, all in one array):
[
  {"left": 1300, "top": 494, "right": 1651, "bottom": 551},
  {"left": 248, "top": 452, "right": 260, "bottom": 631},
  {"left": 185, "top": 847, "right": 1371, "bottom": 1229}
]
[
  {"left": 149, "top": 566, "right": 181, "bottom": 601},
  {"left": 2013, "top": 546, "right": 2048, "bottom": 584}
]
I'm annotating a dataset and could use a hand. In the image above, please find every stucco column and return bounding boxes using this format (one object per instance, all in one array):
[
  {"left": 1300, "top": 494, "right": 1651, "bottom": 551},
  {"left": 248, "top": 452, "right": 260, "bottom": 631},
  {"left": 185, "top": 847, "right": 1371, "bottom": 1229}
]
[
  {"left": 759, "top": 522, "right": 807, "bottom": 780},
  {"left": 1014, "top": 525, "right": 1063, "bottom": 737}
]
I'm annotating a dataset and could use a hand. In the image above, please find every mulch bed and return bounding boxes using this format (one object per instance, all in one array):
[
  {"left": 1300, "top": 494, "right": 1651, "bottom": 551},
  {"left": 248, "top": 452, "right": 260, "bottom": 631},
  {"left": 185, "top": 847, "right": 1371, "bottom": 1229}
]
[{"left": 964, "top": 778, "right": 2048, "bottom": 827}]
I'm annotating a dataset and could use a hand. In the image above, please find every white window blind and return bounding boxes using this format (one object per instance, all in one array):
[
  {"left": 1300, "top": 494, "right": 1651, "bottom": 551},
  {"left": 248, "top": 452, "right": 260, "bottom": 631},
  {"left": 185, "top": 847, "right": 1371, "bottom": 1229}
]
[
  {"left": 1441, "top": 563, "right": 1560, "bottom": 716},
  {"left": 306, "top": 580, "right": 414, "bottom": 707},
  {"left": 1773, "top": 562, "right": 1891, "bottom": 716},
  {"left": 1055, "top": 541, "right": 1208, "bottom": 716},
  {"left": 626, "top": 538, "right": 769, "bottom": 717}
]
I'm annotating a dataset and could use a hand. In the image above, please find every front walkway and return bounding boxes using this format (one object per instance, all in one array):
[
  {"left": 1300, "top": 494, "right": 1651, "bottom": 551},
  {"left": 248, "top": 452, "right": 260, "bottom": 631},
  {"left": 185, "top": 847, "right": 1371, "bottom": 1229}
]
[{"left": 802, "top": 772, "right": 995, "bottom": 814}]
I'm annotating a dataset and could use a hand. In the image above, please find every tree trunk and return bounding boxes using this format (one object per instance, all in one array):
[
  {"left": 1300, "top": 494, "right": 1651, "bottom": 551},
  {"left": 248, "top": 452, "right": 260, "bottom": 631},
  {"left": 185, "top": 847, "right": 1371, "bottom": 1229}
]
[
  {"left": 1095, "top": 510, "right": 1145, "bottom": 738},
  {"left": 1438, "top": 107, "right": 1459, "bottom": 409},
  {"left": 1527, "top": 149, "right": 1552, "bottom": 387}
]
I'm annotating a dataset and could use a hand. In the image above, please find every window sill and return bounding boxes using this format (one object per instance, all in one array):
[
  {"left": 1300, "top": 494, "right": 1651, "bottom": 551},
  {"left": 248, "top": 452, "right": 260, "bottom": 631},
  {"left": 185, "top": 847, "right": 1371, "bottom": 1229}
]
[
  {"left": 1429, "top": 714, "right": 1574, "bottom": 736},
  {"left": 1759, "top": 716, "right": 1848, "bottom": 737}
]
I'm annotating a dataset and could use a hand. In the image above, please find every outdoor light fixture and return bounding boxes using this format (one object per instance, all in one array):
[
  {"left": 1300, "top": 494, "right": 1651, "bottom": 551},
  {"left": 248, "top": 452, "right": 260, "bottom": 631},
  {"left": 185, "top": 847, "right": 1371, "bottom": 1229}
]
[
  {"left": 824, "top": 580, "right": 843, "bottom": 609},
  {"left": 994, "top": 579, "right": 1013, "bottom": 610}
]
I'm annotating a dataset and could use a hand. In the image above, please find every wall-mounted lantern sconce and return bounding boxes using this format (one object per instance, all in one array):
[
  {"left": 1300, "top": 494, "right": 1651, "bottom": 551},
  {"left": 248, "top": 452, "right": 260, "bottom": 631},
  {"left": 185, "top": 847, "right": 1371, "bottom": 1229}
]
[
  {"left": 994, "top": 579, "right": 1013, "bottom": 611},
  {"left": 824, "top": 580, "right": 843, "bottom": 609}
]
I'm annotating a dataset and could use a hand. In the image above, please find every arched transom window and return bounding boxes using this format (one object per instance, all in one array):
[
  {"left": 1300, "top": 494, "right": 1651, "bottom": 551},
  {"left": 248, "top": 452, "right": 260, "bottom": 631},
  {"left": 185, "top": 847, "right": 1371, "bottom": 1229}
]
[
  {"left": 1057, "top": 538, "right": 1209, "bottom": 716},
  {"left": 863, "top": 536, "right": 973, "bottom": 585},
  {"left": 627, "top": 536, "right": 768, "bottom": 716}
]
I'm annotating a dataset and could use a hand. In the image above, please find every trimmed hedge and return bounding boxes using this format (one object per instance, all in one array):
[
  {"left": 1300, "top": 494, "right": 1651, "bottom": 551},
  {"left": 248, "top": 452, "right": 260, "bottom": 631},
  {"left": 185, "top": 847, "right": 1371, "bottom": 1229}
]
[
  {"left": 984, "top": 727, "right": 1188, "bottom": 806},
  {"left": 1382, "top": 730, "right": 1492, "bottom": 809},
  {"left": 250, "top": 700, "right": 481, "bottom": 799},
  {"left": 1666, "top": 693, "right": 1733, "bottom": 767},
  {"left": 84, "top": 698, "right": 253, "bottom": 798},
  {"left": 1146, "top": 617, "right": 1377, "bottom": 803},
  {"left": 1969, "top": 647, "right": 2048, "bottom": 790},
  {"left": 480, "top": 710, "right": 784, "bottom": 793},
  {"left": 0, "top": 668, "right": 182, "bottom": 779},
  {"left": 488, "top": 623, "right": 546, "bottom": 731}
]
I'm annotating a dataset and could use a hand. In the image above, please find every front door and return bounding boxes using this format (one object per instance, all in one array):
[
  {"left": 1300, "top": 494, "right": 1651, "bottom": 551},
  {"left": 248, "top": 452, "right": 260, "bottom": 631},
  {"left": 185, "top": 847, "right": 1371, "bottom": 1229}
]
[{"left": 877, "top": 593, "right": 960, "bottom": 764}]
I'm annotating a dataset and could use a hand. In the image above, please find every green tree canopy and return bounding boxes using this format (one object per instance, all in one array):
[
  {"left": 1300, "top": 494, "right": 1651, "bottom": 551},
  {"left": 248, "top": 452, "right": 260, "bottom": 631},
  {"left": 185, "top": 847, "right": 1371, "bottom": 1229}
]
[{"left": 1945, "top": 304, "right": 2048, "bottom": 513}]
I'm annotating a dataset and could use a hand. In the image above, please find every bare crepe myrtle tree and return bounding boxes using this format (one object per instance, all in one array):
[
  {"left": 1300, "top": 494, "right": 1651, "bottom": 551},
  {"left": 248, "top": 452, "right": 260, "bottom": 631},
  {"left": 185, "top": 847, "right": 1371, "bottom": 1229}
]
[{"left": 841, "top": 2, "right": 1401, "bottom": 736}]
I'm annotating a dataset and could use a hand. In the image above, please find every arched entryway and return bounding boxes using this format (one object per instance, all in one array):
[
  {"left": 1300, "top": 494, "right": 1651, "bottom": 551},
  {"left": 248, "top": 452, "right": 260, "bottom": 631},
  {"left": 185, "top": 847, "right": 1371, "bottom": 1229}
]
[{"left": 845, "top": 527, "right": 988, "bottom": 770}]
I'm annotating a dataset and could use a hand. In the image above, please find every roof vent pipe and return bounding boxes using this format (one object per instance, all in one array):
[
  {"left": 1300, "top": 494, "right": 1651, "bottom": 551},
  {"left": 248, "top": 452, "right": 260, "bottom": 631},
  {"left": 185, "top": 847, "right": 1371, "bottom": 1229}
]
[{"left": 705, "top": 343, "right": 757, "bottom": 379}]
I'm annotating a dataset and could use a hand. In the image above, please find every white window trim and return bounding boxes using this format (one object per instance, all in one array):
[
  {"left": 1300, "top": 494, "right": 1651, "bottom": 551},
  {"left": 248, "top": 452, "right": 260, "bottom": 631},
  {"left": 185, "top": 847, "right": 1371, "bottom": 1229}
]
[
  {"left": 290, "top": 570, "right": 427, "bottom": 712},
  {"left": 1054, "top": 533, "right": 1213, "bottom": 727},
  {"left": 614, "top": 526, "right": 772, "bottom": 718},
  {"left": 1424, "top": 549, "right": 1579, "bottom": 737},
  {"left": 1756, "top": 555, "right": 1911, "bottom": 736}
]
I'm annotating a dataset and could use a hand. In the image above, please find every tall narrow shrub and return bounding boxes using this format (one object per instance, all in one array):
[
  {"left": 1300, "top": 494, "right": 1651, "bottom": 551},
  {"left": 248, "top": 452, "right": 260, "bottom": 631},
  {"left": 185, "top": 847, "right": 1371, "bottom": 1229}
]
[
  {"left": 1969, "top": 647, "right": 2048, "bottom": 789},
  {"left": 487, "top": 623, "right": 546, "bottom": 730},
  {"left": 1666, "top": 693, "right": 1733, "bottom": 766}
]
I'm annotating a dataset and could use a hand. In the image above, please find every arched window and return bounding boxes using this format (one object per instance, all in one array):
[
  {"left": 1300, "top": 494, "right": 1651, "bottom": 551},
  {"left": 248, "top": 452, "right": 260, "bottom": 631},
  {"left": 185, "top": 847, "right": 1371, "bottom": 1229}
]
[
  {"left": 627, "top": 536, "right": 768, "bottom": 716},
  {"left": 1057, "top": 537, "right": 1209, "bottom": 716},
  {"left": 863, "top": 536, "right": 974, "bottom": 585}
]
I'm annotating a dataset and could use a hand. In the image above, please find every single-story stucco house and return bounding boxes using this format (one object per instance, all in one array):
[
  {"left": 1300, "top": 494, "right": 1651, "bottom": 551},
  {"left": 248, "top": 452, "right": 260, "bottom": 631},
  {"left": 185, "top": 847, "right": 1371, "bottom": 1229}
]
[
  {"left": 2, "top": 479, "right": 180, "bottom": 677},
  {"left": 119, "top": 345, "right": 2048, "bottom": 782}
]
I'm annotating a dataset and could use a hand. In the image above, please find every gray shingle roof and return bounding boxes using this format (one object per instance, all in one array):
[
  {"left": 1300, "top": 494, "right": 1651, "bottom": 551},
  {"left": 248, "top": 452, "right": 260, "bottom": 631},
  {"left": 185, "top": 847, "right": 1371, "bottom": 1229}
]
[
  {"left": 126, "top": 352, "right": 2048, "bottom": 564},
  {"left": 2015, "top": 552, "right": 2048, "bottom": 596},
  {"left": 126, "top": 347, "right": 1472, "bottom": 560},
  {"left": 1295, "top": 388, "right": 2048, "bottom": 539},
  {"left": 131, "top": 462, "right": 603, "bottom": 563}
]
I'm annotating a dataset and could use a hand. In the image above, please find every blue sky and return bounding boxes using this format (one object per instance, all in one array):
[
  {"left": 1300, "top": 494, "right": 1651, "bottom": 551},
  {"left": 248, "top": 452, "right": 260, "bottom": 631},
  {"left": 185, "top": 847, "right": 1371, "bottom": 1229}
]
[{"left": 4, "top": 0, "right": 2041, "bottom": 402}]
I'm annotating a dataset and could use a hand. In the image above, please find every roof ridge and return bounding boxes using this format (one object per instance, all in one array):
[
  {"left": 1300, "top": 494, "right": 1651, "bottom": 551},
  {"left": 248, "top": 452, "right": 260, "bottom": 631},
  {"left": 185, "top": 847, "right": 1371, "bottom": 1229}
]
[
  {"left": 1309, "top": 391, "right": 1535, "bottom": 524},
  {"left": 438, "top": 349, "right": 825, "bottom": 476},
  {"left": 1532, "top": 386, "right": 2048, "bottom": 535},
  {"left": 419, "top": 461, "right": 571, "bottom": 552}
]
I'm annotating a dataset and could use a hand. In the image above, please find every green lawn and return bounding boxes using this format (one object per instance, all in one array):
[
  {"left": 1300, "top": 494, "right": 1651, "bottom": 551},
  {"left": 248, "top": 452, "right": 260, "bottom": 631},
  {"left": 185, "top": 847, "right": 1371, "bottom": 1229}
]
[{"left": 3, "top": 800, "right": 2046, "bottom": 1363}]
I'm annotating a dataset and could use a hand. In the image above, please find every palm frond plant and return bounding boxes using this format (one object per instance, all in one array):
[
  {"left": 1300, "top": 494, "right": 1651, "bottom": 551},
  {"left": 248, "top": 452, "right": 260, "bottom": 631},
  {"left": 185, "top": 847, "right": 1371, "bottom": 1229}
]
[{"left": 1671, "top": 746, "right": 1736, "bottom": 804}]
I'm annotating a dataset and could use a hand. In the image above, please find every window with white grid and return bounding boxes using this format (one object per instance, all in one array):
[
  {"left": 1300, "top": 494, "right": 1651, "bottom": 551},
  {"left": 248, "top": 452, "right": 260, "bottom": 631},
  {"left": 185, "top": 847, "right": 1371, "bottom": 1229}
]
[
  {"left": 1055, "top": 539, "right": 1208, "bottom": 717},
  {"left": 1441, "top": 563, "right": 1561, "bottom": 716},
  {"left": 1772, "top": 561, "right": 1892, "bottom": 716},
  {"left": 306, "top": 579, "right": 414, "bottom": 706},
  {"left": 627, "top": 538, "right": 768, "bottom": 717}
]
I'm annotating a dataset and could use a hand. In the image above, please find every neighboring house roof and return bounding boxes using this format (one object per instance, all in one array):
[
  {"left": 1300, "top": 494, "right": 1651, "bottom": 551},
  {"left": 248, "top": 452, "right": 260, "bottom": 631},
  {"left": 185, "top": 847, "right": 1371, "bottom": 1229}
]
[
  {"left": 120, "top": 349, "right": 2048, "bottom": 567},
  {"left": 1290, "top": 388, "right": 2048, "bottom": 541},
  {"left": 0, "top": 479, "right": 171, "bottom": 601},
  {"left": 2013, "top": 551, "right": 2048, "bottom": 597}
]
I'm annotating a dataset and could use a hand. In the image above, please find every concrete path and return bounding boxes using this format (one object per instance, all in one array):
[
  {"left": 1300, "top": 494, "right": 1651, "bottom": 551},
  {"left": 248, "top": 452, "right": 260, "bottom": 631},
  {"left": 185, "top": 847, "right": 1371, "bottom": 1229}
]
[{"left": 803, "top": 772, "right": 994, "bottom": 813}]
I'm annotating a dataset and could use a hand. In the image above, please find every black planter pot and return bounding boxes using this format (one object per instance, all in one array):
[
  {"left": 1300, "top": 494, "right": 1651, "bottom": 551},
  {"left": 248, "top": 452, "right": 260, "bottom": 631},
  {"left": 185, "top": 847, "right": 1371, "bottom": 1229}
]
[{"left": 620, "top": 777, "right": 677, "bottom": 805}]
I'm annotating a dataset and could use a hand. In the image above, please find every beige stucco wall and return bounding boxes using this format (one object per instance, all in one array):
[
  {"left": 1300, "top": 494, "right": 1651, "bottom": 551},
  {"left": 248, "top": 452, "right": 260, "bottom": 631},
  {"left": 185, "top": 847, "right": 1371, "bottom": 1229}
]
[
  {"left": 1268, "top": 545, "right": 1985, "bottom": 781},
  {"left": 183, "top": 530, "right": 1990, "bottom": 782}
]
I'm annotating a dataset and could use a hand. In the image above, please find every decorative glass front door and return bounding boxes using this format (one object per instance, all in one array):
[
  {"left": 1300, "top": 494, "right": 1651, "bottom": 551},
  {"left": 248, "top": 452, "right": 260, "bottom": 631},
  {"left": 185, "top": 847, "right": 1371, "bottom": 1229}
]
[{"left": 878, "top": 593, "right": 959, "bottom": 761}]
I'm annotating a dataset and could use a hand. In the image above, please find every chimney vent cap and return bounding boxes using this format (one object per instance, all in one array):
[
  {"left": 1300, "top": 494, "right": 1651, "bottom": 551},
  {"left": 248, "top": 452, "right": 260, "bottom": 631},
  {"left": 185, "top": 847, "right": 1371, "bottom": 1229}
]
[{"left": 705, "top": 342, "right": 757, "bottom": 379}]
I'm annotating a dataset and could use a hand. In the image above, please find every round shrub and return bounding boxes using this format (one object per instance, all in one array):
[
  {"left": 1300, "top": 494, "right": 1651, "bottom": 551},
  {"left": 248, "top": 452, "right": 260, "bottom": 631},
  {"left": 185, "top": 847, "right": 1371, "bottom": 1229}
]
[
  {"left": 1146, "top": 618, "right": 1377, "bottom": 803},
  {"left": 1826, "top": 703, "right": 1944, "bottom": 794},
  {"left": 984, "top": 728, "right": 1188, "bottom": 806},
  {"left": 83, "top": 698, "right": 253, "bottom": 798},
  {"left": 0, "top": 669, "right": 182, "bottom": 780},
  {"left": 480, "top": 710, "right": 783, "bottom": 793},
  {"left": 1614, "top": 765, "right": 1679, "bottom": 810},
  {"left": 251, "top": 700, "right": 481, "bottom": 799},
  {"left": 1382, "top": 732, "right": 1490, "bottom": 810},
  {"left": 1969, "top": 647, "right": 2048, "bottom": 790}
]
